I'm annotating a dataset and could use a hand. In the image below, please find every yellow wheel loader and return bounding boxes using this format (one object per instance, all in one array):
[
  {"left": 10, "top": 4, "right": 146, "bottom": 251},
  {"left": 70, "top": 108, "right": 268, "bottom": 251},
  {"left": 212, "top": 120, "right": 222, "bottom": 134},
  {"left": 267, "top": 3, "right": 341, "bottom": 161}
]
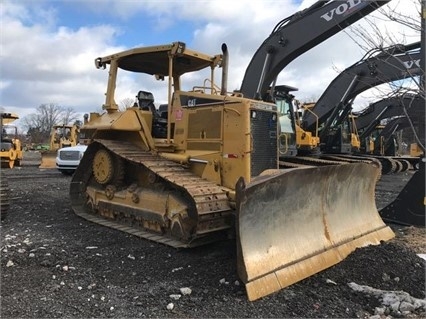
[
  {"left": 1, "top": 113, "right": 23, "bottom": 169},
  {"left": 70, "top": 42, "right": 394, "bottom": 301},
  {"left": 39, "top": 124, "right": 80, "bottom": 168}
]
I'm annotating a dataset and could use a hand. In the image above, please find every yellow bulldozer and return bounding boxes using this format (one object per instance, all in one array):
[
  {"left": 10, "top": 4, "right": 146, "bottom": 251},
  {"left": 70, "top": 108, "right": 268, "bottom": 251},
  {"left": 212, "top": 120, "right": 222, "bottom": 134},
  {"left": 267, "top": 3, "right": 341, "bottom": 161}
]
[
  {"left": 70, "top": 42, "right": 395, "bottom": 301},
  {"left": 1, "top": 113, "right": 23, "bottom": 169},
  {"left": 39, "top": 124, "right": 80, "bottom": 168}
]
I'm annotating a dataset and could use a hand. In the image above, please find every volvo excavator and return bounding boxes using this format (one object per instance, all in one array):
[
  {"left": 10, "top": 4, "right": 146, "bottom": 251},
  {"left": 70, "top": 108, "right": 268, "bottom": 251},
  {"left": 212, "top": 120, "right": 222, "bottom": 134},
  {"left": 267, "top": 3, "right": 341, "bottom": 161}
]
[
  {"left": 70, "top": 1, "right": 395, "bottom": 301},
  {"left": 295, "top": 42, "right": 422, "bottom": 174},
  {"left": 301, "top": 42, "right": 421, "bottom": 153},
  {"left": 355, "top": 93, "right": 424, "bottom": 161},
  {"left": 244, "top": 44, "right": 421, "bottom": 172},
  {"left": 368, "top": 117, "right": 423, "bottom": 160},
  {"left": 373, "top": 109, "right": 425, "bottom": 227},
  {"left": 298, "top": 41, "right": 425, "bottom": 227}
]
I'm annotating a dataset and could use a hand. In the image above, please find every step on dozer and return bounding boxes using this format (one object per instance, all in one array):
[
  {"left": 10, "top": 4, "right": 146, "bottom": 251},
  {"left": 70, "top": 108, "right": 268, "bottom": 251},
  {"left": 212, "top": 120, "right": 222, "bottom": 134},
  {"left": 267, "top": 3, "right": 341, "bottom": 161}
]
[{"left": 236, "top": 163, "right": 395, "bottom": 301}]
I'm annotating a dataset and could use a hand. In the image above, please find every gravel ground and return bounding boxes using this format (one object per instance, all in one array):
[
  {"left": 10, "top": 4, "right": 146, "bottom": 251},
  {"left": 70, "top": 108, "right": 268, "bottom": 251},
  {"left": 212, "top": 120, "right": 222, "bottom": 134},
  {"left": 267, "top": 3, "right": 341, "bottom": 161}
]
[{"left": 1, "top": 151, "right": 425, "bottom": 318}]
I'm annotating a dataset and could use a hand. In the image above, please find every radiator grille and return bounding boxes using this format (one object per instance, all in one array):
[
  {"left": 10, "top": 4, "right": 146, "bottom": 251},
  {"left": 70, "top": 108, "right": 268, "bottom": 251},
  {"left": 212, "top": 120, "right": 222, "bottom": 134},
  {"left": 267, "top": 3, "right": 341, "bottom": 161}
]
[
  {"left": 250, "top": 110, "right": 278, "bottom": 177},
  {"left": 59, "top": 150, "right": 80, "bottom": 161}
]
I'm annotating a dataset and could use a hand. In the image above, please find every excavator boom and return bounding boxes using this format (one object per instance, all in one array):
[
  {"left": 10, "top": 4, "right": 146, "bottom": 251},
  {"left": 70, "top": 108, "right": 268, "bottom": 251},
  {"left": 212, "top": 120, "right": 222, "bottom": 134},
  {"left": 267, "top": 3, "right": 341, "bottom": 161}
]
[
  {"left": 355, "top": 94, "right": 423, "bottom": 139},
  {"left": 240, "top": 0, "right": 390, "bottom": 100},
  {"left": 302, "top": 42, "right": 421, "bottom": 134}
]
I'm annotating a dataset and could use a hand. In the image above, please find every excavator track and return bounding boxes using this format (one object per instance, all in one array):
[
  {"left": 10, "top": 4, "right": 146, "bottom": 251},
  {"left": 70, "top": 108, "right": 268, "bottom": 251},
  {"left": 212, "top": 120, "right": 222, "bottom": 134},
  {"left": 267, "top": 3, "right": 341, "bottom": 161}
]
[
  {"left": 70, "top": 139, "right": 234, "bottom": 248},
  {"left": 392, "top": 156, "right": 420, "bottom": 170},
  {"left": 279, "top": 155, "right": 382, "bottom": 175},
  {"left": 279, "top": 156, "right": 345, "bottom": 167},
  {"left": 320, "top": 154, "right": 394, "bottom": 175}
]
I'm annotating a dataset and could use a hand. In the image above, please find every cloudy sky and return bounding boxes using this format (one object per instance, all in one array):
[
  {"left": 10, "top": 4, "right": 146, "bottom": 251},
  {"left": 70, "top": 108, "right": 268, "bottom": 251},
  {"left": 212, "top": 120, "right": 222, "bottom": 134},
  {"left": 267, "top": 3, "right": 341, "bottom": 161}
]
[{"left": 0, "top": 0, "right": 420, "bottom": 130}]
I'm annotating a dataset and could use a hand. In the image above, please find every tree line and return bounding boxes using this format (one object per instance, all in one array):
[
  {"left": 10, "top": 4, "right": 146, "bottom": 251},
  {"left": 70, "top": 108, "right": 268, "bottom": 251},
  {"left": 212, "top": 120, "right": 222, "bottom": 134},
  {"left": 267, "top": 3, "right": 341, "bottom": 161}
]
[{"left": 22, "top": 103, "right": 81, "bottom": 145}]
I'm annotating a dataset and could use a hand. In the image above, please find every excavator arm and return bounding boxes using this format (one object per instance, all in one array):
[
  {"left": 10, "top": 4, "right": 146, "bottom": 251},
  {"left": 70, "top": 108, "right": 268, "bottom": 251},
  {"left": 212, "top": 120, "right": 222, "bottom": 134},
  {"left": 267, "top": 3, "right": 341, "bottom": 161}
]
[
  {"left": 302, "top": 42, "right": 421, "bottom": 135},
  {"left": 239, "top": 0, "right": 390, "bottom": 100},
  {"left": 356, "top": 94, "right": 423, "bottom": 141}
]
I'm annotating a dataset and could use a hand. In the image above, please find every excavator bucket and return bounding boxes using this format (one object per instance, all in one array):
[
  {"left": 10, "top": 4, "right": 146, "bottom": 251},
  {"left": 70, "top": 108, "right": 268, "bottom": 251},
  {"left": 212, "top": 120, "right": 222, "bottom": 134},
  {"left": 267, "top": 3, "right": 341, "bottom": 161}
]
[
  {"left": 379, "top": 159, "right": 425, "bottom": 227},
  {"left": 235, "top": 162, "right": 394, "bottom": 301},
  {"left": 39, "top": 150, "right": 57, "bottom": 169}
]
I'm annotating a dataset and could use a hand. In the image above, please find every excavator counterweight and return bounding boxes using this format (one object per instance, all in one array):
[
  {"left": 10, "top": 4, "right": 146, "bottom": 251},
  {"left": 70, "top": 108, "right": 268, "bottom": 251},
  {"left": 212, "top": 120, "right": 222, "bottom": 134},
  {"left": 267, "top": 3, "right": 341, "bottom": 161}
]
[{"left": 379, "top": 160, "right": 425, "bottom": 227}]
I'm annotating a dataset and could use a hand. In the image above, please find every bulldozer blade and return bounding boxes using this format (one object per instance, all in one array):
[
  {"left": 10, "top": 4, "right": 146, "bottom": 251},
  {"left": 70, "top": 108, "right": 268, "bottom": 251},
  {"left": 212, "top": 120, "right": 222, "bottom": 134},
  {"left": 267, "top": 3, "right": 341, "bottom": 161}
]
[
  {"left": 379, "top": 159, "right": 425, "bottom": 227},
  {"left": 235, "top": 162, "right": 394, "bottom": 301},
  {"left": 39, "top": 150, "right": 57, "bottom": 169},
  {"left": 1, "top": 160, "right": 14, "bottom": 169}
]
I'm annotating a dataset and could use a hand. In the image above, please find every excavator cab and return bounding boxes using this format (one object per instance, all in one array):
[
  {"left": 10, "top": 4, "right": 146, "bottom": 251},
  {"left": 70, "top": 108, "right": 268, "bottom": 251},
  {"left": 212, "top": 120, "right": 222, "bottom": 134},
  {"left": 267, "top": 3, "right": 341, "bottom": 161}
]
[
  {"left": 274, "top": 85, "right": 320, "bottom": 157},
  {"left": 274, "top": 85, "right": 298, "bottom": 157}
]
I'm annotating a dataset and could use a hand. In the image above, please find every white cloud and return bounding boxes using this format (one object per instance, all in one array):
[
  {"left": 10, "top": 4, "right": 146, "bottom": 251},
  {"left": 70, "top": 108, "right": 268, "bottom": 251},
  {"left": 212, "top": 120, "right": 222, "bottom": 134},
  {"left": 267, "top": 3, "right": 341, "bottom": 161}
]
[{"left": 0, "top": 0, "right": 421, "bottom": 132}]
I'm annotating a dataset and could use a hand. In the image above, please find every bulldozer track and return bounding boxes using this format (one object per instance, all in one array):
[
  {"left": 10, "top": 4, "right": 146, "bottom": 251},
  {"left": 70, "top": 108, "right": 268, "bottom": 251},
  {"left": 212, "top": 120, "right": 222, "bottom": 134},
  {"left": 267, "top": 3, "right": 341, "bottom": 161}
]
[{"left": 71, "top": 140, "right": 234, "bottom": 248}]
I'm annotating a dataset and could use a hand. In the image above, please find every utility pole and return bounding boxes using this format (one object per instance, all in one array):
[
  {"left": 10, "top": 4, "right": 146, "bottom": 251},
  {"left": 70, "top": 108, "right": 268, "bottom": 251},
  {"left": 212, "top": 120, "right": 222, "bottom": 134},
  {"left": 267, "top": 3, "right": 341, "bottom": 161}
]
[
  {"left": 421, "top": 0, "right": 425, "bottom": 154},
  {"left": 421, "top": 0, "right": 425, "bottom": 91}
]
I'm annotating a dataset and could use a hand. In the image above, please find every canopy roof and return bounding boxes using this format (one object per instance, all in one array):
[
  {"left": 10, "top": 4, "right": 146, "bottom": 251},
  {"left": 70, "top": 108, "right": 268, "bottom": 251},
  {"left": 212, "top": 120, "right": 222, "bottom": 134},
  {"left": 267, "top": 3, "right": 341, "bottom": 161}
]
[{"left": 95, "top": 42, "right": 222, "bottom": 77}]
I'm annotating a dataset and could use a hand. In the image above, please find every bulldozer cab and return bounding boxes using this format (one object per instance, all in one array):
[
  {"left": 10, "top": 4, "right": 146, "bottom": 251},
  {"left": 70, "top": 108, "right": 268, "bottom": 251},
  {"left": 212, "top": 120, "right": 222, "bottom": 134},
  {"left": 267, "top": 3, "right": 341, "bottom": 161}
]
[
  {"left": 137, "top": 91, "right": 155, "bottom": 111},
  {"left": 50, "top": 125, "right": 78, "bottom": 149}
]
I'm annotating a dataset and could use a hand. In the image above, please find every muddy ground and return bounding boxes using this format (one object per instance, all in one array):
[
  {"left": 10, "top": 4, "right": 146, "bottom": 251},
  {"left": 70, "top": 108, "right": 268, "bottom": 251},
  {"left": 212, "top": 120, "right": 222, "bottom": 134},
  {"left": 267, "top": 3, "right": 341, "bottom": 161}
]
[{"left": 0, "top": 151, "right": 425, "bottom": 318}]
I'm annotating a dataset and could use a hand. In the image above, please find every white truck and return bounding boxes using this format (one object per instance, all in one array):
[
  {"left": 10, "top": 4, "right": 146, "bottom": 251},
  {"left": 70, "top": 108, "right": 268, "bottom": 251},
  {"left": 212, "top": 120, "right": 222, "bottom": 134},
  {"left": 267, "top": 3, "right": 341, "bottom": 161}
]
[{"left": 55, "top": 144, "right": 87, "bottom": 175}]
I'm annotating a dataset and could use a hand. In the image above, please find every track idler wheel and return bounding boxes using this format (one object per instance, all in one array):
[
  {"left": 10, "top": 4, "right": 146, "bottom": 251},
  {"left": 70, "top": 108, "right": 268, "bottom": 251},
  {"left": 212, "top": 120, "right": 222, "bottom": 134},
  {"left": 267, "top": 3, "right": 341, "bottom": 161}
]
[{"left": 92, "top": 148, "right": 124, "bottom": 185}]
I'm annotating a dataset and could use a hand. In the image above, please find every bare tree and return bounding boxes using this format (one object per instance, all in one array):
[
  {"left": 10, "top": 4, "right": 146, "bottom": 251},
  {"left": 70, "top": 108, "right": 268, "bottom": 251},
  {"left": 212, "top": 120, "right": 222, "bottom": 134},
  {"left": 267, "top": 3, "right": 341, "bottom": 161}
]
[
  {"left": 61, "top": 107, "right": 80, "bottom": 126},
  {"left": 345, "top": 0, "right": 421, "bottom": 52},
  {"left": 343, "top": 0, "right": 425, "bottom": 152},
  {"left": 22, "top": 104, "right": 80, "bottom": 143},
  {"left": 344, "top": 0, "right": 423, "bottom": 95},
  {"left": 120, "top": 97, "right": 136, "bottom": 110}
]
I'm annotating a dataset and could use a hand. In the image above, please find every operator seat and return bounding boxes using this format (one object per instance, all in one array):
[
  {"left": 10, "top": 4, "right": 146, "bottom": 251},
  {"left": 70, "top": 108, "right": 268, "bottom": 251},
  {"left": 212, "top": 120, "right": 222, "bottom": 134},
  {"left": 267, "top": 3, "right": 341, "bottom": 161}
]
[
  {"left": 136, "top": 91, "right": 167, "bottom": 138},
  {"left": 137, "top": 91, "right": 156, "bottom": 114}
]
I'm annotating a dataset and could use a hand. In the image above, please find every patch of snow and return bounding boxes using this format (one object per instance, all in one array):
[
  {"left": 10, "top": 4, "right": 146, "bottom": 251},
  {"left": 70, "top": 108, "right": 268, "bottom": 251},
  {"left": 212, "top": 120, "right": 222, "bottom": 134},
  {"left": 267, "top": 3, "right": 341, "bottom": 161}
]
[
  {"left": 180, "top": 287, "right": 192, "bottom": 295},
  {"left": 417, "top": 254, "right": 426, "bottom": 261}
]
